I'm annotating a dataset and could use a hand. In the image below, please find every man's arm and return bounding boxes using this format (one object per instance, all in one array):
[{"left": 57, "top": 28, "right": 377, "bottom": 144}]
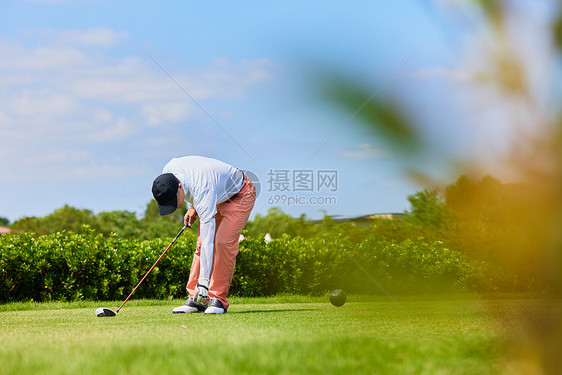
[{"left": 194, "top": 217, "right": 215, "bottom": 303}]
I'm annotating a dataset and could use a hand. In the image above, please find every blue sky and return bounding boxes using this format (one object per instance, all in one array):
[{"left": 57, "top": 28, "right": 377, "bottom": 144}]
[{"left": 0, "top": 0, "right": 558, "bottom": 223}]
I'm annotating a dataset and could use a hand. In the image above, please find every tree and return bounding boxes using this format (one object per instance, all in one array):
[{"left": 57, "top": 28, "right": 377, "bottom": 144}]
[
  {"left": 139, "top": 200, "right": 187, "bottom": 240},
  {"left": 10, "top": 217, "right": 42, "bottom": 234},
  {"left": 244, "top": 207, "right": 311, "bottom": 238},
  {"left": 96, "top": 211, "right": 140, "bottom": 238},
  {"left": 44, "top": 205, "right": 99, "bottom": 234},
  {"left": 405, "top": 188, "right": 448, "bottom": 233},
  {"left": 11, "top": 205, "right": 99, "bottom": 235}
]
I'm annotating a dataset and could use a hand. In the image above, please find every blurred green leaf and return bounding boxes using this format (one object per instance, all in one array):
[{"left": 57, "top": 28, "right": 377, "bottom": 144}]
[
  {"left": 473, "top": 0, "right": 503, "bottom": 27},
  {"left": 324, "top": 76, "right": 421, "bottom": 154},
  {"left": 493, "top": 50, "right": 528, "bottom": 95},
  {"left": 554, "top": 12, "right": 562, "bottom": 51}
]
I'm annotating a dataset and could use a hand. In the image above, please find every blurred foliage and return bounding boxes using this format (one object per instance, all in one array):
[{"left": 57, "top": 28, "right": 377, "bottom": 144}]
[
  {"left": 444, "top": 175, "right": 545, "bottom": 280},
  {"left": 490, "top": 49, "right": 528, "bottom": 96},
  {"left": 319, "top": 0, "right": 562, "bottom": 372},
  {"left": 474, "top": 0, "right": 502, "bottom": 28},
  {"left": 323, "top": 76, "right": 421, "bottom": 155},
  {"left": 555, "top": 11, "right": 562, "bottom": 50},
  {"left": 0, "top": 217, "right": 9, "bottom": 227}
]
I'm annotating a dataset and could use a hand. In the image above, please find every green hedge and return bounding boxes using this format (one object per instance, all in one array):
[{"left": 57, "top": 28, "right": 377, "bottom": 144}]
[
  {"left": 1, "top": 227, "right": 492, "bottom": 302},
  {"left": 0, "top": 228, "right": 196, "bottom": 302},
  {"left": 234, "top": 234, "right": 492, "bottom": 296}
]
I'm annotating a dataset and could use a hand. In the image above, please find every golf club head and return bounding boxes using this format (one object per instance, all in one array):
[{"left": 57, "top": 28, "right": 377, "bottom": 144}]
[{"left": 95, "top": 308, "right": 117, "bottom": 317}]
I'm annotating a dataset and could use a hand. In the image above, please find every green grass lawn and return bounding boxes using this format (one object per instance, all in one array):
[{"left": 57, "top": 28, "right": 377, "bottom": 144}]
[{"left": 0, "top": 295, "right": 537, "bottom": 375}]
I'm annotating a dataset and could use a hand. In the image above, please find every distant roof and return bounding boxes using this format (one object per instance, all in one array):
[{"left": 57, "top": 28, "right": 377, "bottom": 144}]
[
  {"left": 0, "top": 227, "right": 11, "bottom": 234},
  {"left": 312, "top": 213, "right": 405, "bottom": 227},
  {"left": 330, "top": 213, "right": 405, "bottom": 220}
]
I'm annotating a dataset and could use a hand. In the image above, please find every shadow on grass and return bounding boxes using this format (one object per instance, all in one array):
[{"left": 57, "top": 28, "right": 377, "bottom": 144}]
[{"left": 229, "top": 308, "right": 318, "bottom": 314}]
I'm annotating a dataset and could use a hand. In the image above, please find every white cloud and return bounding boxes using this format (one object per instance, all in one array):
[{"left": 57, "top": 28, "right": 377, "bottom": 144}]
[
  {"left": 0, "top": 42, "right": 88, "bottom": 70},
  {"left": 23, "top": 150, "right": 90, "bottom": 165},
  {"left": 24, "top": 0, "right": 70, "bottom": 3},
  {"left": 341, "top": 143, "right": 390, "bottom": 160},
  {"left": 86, "top": 116, "right": 135, "bottom": 142},
  {"left": 173, "top": 58, "right": 277, "bottom": 99},
  {"left": 0, "top": 28, "right": 278, "bottom": 181},
  {"left": 50, "top": 28, "right": 127, "bottom": 46},
  {"left": 73, "top": 163, "right": 139, "bottom": 179},
  {"left": 142, "top": 103, "right": 192, "bottom": 127},
  {"left": 23, "top": 0, "right": 102, "bottom": 3}
]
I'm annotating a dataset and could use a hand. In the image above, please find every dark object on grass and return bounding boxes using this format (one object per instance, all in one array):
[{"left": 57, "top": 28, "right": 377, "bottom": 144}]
[{"left": 329, "top": 289, "right": 347, "bottom": 307}]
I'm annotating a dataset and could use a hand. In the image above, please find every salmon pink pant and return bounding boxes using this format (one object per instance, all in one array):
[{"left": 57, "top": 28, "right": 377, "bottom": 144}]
[{"left": 186, "top": 177, "right": 256, "bottom": 309}]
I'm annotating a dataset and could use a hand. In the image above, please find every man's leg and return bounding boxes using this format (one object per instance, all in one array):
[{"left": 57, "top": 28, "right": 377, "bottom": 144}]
[{"left": 208, "top": 178, "right": 256, "bottom": 310}]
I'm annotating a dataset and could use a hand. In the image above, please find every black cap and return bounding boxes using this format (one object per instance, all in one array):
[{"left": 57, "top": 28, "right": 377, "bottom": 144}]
[{"left": 152, "top": 173, "right": 180, "bottom": 216}]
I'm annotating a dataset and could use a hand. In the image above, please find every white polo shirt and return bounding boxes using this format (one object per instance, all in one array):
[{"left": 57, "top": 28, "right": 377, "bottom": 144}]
[{"left": 162, "top": 155, "right": 244, "bottom": 223}]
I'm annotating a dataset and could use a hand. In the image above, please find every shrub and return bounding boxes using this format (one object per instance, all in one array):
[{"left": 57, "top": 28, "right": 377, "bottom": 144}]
[
  {"left": 0, "top": 227, "right": 511, "bottom": 302},
  {"left": 0, "top": 227, "right": 197, "bottom": 302}
]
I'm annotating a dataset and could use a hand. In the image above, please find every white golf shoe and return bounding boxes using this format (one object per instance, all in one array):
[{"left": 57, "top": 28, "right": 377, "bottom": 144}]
[
  {"left": 172, "top": 298, "right": 207, "bottom": 314},
  {"left": 204, "top": 298, "right": 227, "bottom": 314}
]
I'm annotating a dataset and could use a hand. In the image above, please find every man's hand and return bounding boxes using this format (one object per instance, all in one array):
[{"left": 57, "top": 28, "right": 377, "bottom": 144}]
[
  {"left": 194, "top": 277, "right": 209, "bottom": 304},
  {"left": 184, "top": 208, "right": 197, "bottom": 227}
]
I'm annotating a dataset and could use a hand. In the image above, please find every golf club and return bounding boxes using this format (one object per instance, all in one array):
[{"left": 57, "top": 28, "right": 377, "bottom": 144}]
[{"left": 96, "top": 224, "right": 189, "bottom": 317}]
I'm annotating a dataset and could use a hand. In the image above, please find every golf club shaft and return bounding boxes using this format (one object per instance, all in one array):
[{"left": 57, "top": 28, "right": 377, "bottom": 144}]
[{"left": 117, "top": 224, "right": 188, "bottom": 312}]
